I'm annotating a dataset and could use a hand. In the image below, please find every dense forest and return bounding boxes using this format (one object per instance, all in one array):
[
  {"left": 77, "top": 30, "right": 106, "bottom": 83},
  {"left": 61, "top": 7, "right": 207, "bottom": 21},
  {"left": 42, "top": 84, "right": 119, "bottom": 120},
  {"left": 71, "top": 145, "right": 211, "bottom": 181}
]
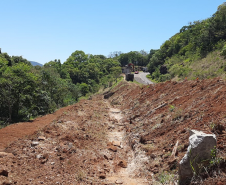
[
  {"left": 0, "top": 50, "right": 122, "bottom": 125},
  {"left": 147, "top": 3, "right": 226, "bottom": 82}
]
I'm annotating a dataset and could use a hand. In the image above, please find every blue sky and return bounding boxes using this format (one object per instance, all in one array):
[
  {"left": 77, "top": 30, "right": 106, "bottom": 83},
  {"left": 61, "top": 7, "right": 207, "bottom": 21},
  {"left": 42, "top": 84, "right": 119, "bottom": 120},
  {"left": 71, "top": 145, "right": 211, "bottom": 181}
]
[{"left": 0, "top": 0, "right": 225, "bottom": 64}]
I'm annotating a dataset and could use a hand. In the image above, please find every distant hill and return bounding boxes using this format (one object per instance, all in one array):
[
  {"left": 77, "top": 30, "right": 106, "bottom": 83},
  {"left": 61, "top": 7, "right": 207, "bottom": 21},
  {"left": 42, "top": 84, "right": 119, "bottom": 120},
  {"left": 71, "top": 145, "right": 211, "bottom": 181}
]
[{"left": 30, "top": 61, "right": 43, "bottom": 67}]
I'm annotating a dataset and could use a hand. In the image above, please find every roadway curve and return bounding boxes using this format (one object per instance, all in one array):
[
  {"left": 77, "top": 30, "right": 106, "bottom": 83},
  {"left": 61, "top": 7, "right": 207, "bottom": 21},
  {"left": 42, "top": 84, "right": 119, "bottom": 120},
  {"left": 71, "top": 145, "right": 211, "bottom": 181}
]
[{"left": 134, "top": 72, "right": 154, "bottom": 85}]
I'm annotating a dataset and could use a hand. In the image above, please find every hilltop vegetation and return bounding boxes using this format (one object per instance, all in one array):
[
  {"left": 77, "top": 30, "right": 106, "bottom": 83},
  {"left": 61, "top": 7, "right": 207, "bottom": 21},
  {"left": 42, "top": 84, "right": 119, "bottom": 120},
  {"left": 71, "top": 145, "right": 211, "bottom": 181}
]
[
  {"left": 0, "top": 51, "right": 121, "bottom": 125},
  {"left": 147, "top": 3, "right": 226, "bottom": 82}
]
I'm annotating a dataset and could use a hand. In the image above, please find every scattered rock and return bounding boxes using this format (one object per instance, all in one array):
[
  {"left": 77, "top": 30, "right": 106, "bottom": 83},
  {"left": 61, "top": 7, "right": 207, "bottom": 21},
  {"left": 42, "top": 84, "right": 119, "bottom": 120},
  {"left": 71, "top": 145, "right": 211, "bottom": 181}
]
[
  {"left": 99, "top": 174, "right": 106, "bottom": 179},
  {"left": 115, "top": 179, "right": 123, "bottom": 184},
  {"left": 179, "top": 130, "right": 216, "bottom": 185},
  {"left": 108, "top": 145, "right": 117, "bottom": 152},
  {"left": 103, "top": 154, "right": 108, "bottom": 160},
  {"left": 38, "top": 136, "right": 46, "bottom": 141},
  {"left": 0, "top": 169, "right": 9, "bottom": 177},
  {"left": 59, "top": 156, "right": 65, "bottom": 160},
  {"left": 41, "top": 158, "right": 48, "bottom": 164},
  {"left": 112, "top": 140, "right": 121, "bottom": 147},
  {"left": 31, "top": 141, "right": 39, "bottom": 147},
  {"left": 36, "top": 154, "right": 43, "bottom": 159},
  {"left": 118, "top": 160, "right": 127, "bottom": 168}
]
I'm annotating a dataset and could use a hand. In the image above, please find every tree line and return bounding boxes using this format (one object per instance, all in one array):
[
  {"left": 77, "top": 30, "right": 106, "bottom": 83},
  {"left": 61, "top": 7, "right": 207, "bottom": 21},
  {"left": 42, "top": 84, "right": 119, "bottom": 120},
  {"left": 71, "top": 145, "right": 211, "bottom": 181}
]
[{"left": 0, "top": 50, "right": 122, "bottom": 125}]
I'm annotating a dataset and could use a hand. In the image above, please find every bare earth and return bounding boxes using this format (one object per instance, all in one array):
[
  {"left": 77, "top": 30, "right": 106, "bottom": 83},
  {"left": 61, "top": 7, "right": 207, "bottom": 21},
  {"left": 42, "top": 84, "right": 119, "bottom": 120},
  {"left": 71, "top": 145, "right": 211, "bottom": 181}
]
[{"left": 1, "top": 78, "right": 226, "bottom": 184}]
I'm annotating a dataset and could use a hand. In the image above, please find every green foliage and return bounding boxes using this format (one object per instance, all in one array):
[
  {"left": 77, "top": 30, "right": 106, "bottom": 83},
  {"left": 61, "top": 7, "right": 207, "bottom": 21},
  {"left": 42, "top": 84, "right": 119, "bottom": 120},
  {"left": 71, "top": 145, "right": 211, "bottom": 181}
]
[
  {"left": 118, "top": 51, "right": 148, "bottom": 66},
  {"left": 79, "top": 83, "right": 89, "bottom": 96},
  {"left": 156, "top": 172, "right": 176, "bottom": 184},
  {"left": 169, "top": 105, "right": 175, "bottom": 112},
  {"left": 0, "top": 49, "right": 122, "bottom": 126},
  {"left": 220, "top": 44, "right": 226, "bottom": 58},
  {"left": 147, "top": 4, "right": 226, "bottom": 82}
]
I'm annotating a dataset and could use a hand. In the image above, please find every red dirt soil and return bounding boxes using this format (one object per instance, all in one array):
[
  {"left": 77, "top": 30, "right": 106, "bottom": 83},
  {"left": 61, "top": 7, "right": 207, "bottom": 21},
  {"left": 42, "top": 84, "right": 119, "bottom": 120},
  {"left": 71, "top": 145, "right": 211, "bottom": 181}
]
[
  {"left": 0, "top": 105, "right": 74, "bottom": 152},
  {"left": 1, "top": 78, "right": 226, "bottom": 184}
]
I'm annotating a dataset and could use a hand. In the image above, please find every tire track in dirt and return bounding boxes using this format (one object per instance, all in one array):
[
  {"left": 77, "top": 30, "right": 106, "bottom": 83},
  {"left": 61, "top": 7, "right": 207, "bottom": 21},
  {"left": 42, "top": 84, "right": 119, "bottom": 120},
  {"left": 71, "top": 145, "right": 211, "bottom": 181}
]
[{"left": 106, "top": 101, "right": 148, "bottom": 185}]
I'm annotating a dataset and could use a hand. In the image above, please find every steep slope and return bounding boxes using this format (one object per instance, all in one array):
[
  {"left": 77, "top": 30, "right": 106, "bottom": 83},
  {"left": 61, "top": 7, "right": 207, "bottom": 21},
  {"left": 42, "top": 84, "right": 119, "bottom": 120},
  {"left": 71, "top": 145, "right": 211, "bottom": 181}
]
[{"left": 107, "top": 79, "right": 226, "bottom": 184}]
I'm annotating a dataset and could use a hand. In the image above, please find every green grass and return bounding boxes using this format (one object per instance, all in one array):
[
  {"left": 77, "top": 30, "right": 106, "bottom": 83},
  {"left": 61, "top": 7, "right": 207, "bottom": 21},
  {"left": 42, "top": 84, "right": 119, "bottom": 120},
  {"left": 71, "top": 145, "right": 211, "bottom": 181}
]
[
  {"left": 146, "top": 74, "right": 158, "bottom": 83},
  {"left": 110, "top": 76, "right": 124, "bottom": 89}
]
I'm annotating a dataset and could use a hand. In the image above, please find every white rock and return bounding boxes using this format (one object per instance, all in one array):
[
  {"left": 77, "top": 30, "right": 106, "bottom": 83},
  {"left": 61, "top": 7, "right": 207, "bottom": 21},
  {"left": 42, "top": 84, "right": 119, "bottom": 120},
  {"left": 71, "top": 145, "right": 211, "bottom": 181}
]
[
  {"left": 38, "top": 136, "right": 46, "bottom": 141},
  {"left": 179, "top": 130, "right": 216, "bottom": 184},
  {"left": 36, "top": 154, "right": 43, "bottom": 159},
  {"left": 115, "top": 179, "right": 123, "bottom": 184},
  {"left": 31, "top": 141, "right": 39, "bottom": 147}
]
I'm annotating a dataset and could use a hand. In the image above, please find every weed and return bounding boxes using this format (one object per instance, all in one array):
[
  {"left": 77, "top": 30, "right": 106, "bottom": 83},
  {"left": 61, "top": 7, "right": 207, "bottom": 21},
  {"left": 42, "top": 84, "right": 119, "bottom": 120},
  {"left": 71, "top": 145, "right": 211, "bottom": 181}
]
[
  {"left": 169, "top": 105, "right": 175, "bottom": 112},
  {"left": 172, "top": 108, "right": 183, "bottom": 121},
  {"left": 63, "top": 111, "right": 69, "bottom": 115},
  {"left": 190, "top": 146, "right": 225, "bottom": 184},
  {"left": 209, "top": 122, "right": 215, "bottom": 130},
  {"left": 140, "top": 143, "right": 155, "bottom": 152},
  {"left": 76, "top": 170, "right": 85, "bottom": 182},
  {"left": 156, "top": 171, "right": 176, "bottom": 184}
]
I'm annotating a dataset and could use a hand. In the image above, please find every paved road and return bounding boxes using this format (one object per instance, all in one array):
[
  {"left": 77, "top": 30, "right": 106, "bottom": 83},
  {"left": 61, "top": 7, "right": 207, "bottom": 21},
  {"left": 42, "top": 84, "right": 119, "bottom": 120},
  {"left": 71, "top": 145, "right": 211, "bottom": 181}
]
[{"left": 134, "top": 72, "right": 154, "bottom": 85}]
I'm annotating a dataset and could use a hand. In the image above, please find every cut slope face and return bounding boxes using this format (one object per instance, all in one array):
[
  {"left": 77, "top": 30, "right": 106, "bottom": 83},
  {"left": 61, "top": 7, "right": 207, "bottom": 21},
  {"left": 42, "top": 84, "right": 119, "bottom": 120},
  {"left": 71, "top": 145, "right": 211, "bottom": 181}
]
[{"left": 108, "top": 78, "right": 226, "bottom": 184}]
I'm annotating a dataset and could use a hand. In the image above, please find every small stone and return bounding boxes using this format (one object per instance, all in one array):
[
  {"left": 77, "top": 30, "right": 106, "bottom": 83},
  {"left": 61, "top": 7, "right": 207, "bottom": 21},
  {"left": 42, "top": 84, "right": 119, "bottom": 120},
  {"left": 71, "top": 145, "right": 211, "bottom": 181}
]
[
  {"left": 108, "top": 145, "right": 117, "bottom": 152},
  {"left": 112, "top": 141, "right": 121, "bottom": 147},
  {"left": 59, "top": 156, "right": 64, "bottom": 160},
  {"left": 0, "top": 169, "right": 9, "bottom": 177},
  {"left": 38, "top": 136, "right": 46, "bottom": 141},
  {"left": 36, "top": 154, "right": 43, "bottom": 159},
  {"left": 115, "top": 179, "right": 123, "bottom": 184},
  {"left": 103, "top": 155, "right": 108, "bottom": 160},
  {"left": 41, "top": 158, "right": 48, "bottom": 164},
  {"left": 118, "top": 160, "right": 127, "bottom": 168},
  {"left": 99, "top": 175, "right": 106, "bottom": 179},
  {"left": 31, "top": 141, "right": 39, "bottom": 147},
  {"left": 51, "top": 162, "right": 55, "bottom": 165}
]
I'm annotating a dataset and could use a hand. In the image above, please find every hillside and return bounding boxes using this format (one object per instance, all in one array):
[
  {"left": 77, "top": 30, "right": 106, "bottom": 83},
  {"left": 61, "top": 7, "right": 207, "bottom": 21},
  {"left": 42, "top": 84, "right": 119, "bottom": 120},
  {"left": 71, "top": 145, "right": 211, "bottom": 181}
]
[
  {"left": 147, "top": 3, "right": 226, "bottom": 82},
  {"left": 0, "top": 78, "right": 226, "bottom": 184}
]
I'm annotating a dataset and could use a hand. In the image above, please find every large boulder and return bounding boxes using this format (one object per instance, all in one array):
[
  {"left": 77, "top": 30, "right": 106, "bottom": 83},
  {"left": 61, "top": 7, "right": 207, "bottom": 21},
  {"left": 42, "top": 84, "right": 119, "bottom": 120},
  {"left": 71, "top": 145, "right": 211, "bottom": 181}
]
[{"left": 179, "top": 130, "right": 216, "bottom": 185}]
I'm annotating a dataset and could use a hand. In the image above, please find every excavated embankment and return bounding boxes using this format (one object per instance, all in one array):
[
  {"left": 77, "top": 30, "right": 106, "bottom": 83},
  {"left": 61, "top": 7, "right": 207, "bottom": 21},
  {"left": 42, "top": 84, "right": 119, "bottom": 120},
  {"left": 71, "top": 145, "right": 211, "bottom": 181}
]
[
  {"left": 0, "top": 78, "right": 226, "bottom": 184},
  {"left": 107, "top": 78, "right": 226, "bottom": 184}
]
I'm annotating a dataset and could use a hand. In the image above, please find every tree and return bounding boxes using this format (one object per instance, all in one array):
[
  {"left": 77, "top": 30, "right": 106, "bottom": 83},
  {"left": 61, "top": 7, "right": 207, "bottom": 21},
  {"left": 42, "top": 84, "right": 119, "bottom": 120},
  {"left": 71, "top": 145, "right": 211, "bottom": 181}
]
[
  {"left": 0, "top": 63, "right": 37, "bottom": 122},
  {"left": 110, "top": 66, "right": 122, "bottom": 82}
]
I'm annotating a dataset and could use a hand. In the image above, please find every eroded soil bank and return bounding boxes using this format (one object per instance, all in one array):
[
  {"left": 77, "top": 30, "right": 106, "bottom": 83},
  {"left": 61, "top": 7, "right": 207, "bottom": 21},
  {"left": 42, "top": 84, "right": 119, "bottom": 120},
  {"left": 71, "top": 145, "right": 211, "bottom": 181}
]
[{"left": 1, "top": 78, "right": 226, "bottom": 184}]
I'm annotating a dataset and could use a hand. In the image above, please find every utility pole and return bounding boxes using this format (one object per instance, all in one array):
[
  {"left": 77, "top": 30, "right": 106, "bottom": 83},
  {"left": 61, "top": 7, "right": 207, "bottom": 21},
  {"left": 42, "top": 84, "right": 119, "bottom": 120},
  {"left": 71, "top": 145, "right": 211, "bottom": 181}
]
[{"left": 0, "top": 48, "right": 1, "bottom": 54}]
